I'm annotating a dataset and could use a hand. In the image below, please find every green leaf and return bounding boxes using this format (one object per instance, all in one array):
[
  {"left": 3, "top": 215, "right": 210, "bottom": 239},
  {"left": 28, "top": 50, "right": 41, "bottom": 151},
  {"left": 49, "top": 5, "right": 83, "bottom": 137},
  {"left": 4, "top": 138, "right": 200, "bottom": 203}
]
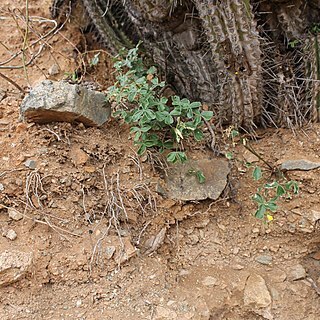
[
  {"left": 253, "top": 193, "right": 264, "bottom": 204},
  {"left": 187, "top": 109, "right": 193, "bottom": 119},
  {"left": 201, "top": 111, "right": 214, "bottom": 121},
  {"left": 196, "top": 170, "right": 206, "bottom": 184},
  {"left": 170, "top": 108, "right": 182, "bottom": 116},
  {"left": 276, "top": 185, "right": 286, "bottom": 197},
  {"left": 137, "top": 144, "right": 147, "bottom": 155},
  {"left": 265, "top": 182, "right": 277, "bottom": 189},
  {"left": 252, "top": 166, "right": 262, "bottom": 181},
  {"left": 194, "top": 129, "right": 203, "bottom": 141},
  {"left": 255, "top": 204, "right": 266, "bottom": 219},
  {"left": 147, "top": 66, "right": 157, "bottom": 74},
  {"left": 225, "top": 152, "right": 233, "bottom": 160},
  {"left": 134, "top": 131, "right": 142, "bottom": 142},
  {"left": 144, "top": 109, "right": 156, "bottom": 121},
  {"left": 130, "top": 126, "right": 140, "bottom": 133},
  {"left": 285, "top": 181, "right": 299, "bottom": 194},
  {"left": 163, "top": 141, "right": 174, "bottom": 149},
  {"left": 230, "top": 129, "right": 239, "bottom": 138},
  {"left": 190, "top": 101, "right": 202, "bottom": 108},
  {"left": 131, "top": 110, "right": 144, "bottom": 122},
  {"left": 164, "top": 114, "right": 174, "bottom": 125},
  {"left": 266, "top": 201, "right": 278, "bottom": 212},
  {"left": 167, "top": 152, "right": 178, "bottom": 163},
  {"left": 167, "top": 151, "right": 187, "bottom": 163}
]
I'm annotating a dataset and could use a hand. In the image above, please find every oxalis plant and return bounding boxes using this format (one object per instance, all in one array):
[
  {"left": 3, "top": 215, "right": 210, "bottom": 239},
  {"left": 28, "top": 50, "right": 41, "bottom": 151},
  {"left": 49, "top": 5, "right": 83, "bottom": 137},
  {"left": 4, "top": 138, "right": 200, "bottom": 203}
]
[
  {"left": 226, "top": 129, "right": 299, "bottom": 221},
  {"left": 106, "top": 43, "right": 213, "bottom": 178}
]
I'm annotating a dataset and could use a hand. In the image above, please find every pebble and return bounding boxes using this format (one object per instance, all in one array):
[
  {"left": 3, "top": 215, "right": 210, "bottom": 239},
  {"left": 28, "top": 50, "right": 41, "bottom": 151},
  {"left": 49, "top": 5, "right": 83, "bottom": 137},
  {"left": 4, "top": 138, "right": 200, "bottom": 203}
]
[
  {"left": 48, "top": 64, "right": 60, "bottom": 76},
  {"left": 252, "top": 227, "right": 260, "bottom": 234},
  {"left": 255, "top": 254, "right": 273, "bottom": 265},
  {"left": 24, "top": 159, "right": 37, "bottom": 169},
  {"left": 202, "top": 276, "right": 217, "bottom": 286},
  {"left": 76, "top": 299, "right": 82, "bottom": 307},
  {"left": 288, "top": 264, "right": 306, "bottom": 281},
  {"left": 8, "top": 208, "right": 23, "bottom": 221},
  {"left": 5, "top": 229, "right": 17, "bottom": 241}
]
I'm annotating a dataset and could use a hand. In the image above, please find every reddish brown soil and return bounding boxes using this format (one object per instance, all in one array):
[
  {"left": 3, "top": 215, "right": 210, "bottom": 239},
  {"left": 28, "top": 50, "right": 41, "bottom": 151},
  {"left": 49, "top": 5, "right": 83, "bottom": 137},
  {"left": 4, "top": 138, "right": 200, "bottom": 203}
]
[{"left": 0, "top": 1, "right": 319, "bottom": 319}]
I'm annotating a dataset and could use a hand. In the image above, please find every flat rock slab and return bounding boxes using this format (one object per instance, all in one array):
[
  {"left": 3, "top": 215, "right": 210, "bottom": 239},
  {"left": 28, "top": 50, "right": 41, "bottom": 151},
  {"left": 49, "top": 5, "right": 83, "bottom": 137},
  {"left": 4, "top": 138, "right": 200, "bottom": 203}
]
[
  {"left": 0, "top": 250, "right": 33, "bottom": 287},
  {"left": 280, "top": 159, "right": 320, "bottom": 171},
  {"left": 165, "top": 158, "right": 230, "bottom": 201},
  {"left": 20, "top": 80, "right": 111, "bottom": 126}
]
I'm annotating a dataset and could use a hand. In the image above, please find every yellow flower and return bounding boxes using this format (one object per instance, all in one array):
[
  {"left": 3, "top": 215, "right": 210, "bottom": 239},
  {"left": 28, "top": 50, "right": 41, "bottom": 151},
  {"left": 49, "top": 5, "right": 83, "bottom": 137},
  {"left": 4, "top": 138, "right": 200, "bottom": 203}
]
[{"left": 266, "top": 214, "right": 274, "bottom": 222}]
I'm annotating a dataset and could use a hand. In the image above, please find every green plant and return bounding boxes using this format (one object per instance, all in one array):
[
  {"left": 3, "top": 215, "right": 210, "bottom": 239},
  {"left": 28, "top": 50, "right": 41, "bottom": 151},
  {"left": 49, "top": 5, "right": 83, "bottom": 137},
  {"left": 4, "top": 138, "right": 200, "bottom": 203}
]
[
  {"left": 252, "top": 168, "right": 299, "bottom": 221},
  {"left": 107, "top": 43, "right": 213, "bottom": 165},
  {"left": 224, "top": 132, "right": 299, "bottom": 221}
]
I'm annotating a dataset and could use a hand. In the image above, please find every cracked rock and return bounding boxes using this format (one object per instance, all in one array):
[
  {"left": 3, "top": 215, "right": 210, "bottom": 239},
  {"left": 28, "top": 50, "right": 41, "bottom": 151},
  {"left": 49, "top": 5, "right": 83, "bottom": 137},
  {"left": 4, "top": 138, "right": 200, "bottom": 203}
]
[{"left": 20, "top": 80, "right": 111, "bottom": 126}]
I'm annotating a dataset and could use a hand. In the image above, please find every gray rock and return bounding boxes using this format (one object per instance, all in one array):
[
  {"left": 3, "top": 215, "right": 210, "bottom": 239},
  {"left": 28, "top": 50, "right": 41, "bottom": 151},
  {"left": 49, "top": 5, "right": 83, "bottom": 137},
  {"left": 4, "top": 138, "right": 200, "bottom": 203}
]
[
  {"left": 48, "top": 64, "right": 59, "bottom": 76},
  {"left": 20, "top": 80, "right": 111, "bottom": 127},
  {"left": 8, "top": 208, "right": 23, "bottom": 221},
  {"left": 164, "top": 158, "right": 230, "bottom": 201},
  {"left": 288, "top": 264, "right": 306, "bottom": 281},
  {"left": 5, "top": 229, "right": 17, "bottom": 241},
  {"left": 244, "top": 274, "right": 272, "bottom": 308},
  {"left": 0, "top": 250, "right": 33, "bottom": 286},
  {"left": 24, "top": 159, "right": 37, "bottom": 169},
  {"left": 280, "top": 159, "right": 320, "bottom": 171},
  {"left": 255, "top": 254, "right": 273, "bottom": 265}
]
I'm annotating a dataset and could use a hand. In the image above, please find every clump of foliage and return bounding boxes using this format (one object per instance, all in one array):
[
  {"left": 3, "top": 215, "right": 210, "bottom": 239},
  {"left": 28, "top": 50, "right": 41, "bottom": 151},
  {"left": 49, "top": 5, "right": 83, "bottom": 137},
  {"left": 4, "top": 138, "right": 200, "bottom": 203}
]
[
  {"left": 251, "top": 166, "right": 299, "bottom": 222},
  {"left": 107, "top": 43, "right": 213, "bottom": 164},
  {"left": 225, "top": 129, "right": 299, "bottom": 221}
]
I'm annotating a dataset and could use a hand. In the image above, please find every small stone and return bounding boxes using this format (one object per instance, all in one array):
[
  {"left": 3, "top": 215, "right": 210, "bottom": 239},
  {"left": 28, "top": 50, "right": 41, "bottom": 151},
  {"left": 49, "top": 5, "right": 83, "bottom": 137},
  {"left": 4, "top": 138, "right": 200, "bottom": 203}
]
[
  {"left": 288, "top": 264, "right": 306, "bottom": 281},
  {"left": 244, "top": 274, "right": 272, "bottom": 308},
  {"left": 233, "top": 247, "right": 240, "bottom": 255},
  {"left": 255, "top": 254, "right": 273, "bottom": 265},
  {"left": 195, "top": 218, "right": 210, "bottom": 228},
  {"left": 202, "top": 276, "right": 217, "bottom": 286},
  {"left": 232, "top": 264, "right": 245, "bottom": 270},
  {"left": 252, "top": 228, "right": 260, "bottom": 234},
  {"left": 280, "top": 159, "right": 320, "bottom": 171},
  {"left": 70, "top": 145, "right": 89, "bottom": 166},
  {"left": 5, "top": 229, "right": 17, "bottom": 241},
  {"left": 8, "top": 208, "right": 23, "bottom": 221},
  {"left": 0, "top": 184, "right": 4, "bottom": 192},
  {"left": 154, "top": 306, "right": 177, "bottom": 320},
  {"left": 0, "top": 250, "right": 33, "bottom": 286},
  {"left": 269, "top": 245, "right": 280, "bottom": 253},
  {"left": 24, "top": 159, "right": 37, "bottom": 169},
  {"left": 105, "top": 246, "right": 116, "bottom": 260},
  {"left": 48, "top": 64, "right": 60, "bottom": 75},
  {"left": 15, "top": 122, "right": 28, "bottom": 133},
  {"left": 76, "top": 299, "right": 82, "bottom": 307},
  {"left": 311, "top": 251, "right": 320, "bottom": 260}
]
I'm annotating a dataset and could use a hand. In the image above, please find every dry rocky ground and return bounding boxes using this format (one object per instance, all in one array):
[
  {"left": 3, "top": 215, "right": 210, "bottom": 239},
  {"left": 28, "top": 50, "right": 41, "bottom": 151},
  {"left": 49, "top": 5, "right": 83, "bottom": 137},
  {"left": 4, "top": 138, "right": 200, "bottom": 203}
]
[{"left": 0, "top": 1, "right": 319, "bottom": 319}]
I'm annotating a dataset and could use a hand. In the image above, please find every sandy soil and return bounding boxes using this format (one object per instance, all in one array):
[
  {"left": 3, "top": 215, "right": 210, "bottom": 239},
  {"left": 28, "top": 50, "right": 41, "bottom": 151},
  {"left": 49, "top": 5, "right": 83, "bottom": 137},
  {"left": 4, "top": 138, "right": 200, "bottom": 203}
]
[{"left": 0, "top": 1, "right": 319, "bottom": 319}]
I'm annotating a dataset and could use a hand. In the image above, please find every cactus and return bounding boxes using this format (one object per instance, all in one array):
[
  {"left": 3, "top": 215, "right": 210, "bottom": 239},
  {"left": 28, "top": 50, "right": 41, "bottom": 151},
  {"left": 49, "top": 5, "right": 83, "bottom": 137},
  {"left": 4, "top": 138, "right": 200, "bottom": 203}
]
[{"left": 51, "top": 0, "right": 320, "bottom": 129}]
